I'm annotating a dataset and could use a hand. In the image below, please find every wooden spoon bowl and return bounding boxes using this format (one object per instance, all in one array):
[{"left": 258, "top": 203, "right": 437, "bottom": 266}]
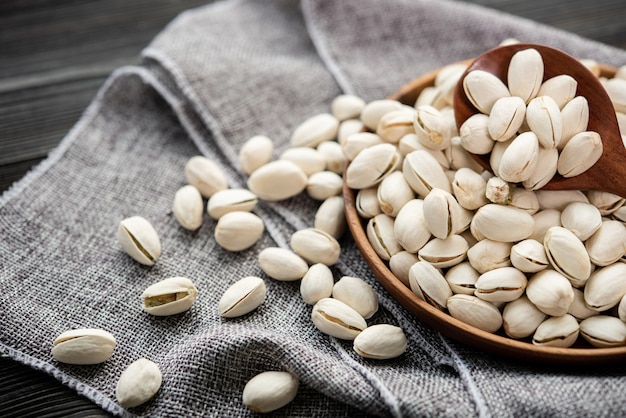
[
  {"left": 453, "top": 43, "right": 626, "bottom": 196},
  {"left": 344, "top": 60, "right": 626, "bottom": 365}
]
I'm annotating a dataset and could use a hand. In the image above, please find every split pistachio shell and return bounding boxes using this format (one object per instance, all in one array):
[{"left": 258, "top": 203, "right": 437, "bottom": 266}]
[
  {"left": 311, "top": 298, "right": 367, "bottom": 340},
  {"left": 409, "top": 261, "right": 452, "bottom": 310},
  {"left": 463, "top": 69, "right": 510, "bottom": 114},
  {"left": 116, "top": 358, "right": 162, "bottom": 408},
  {"left": 317, "top": 140, "right": 347, "bottom": 174},
  {"left": 435, "top": 63, "right": 468, "bottom": 105},
  {"left": 393, "top": 199, "right": 431, "bottom": 253},
  {"left": 142, "top": 277, "right": 198, "bottom": 316},
  {"left": 526, "top": 96, "right": 563, "bottom": 149},
  {"left": 258, "top": 247, "right": 309, "bottom": 281},
  {"left": 584, "top": 263, "right": 626, "bottom": 311},
  {"left": 422, "top": 188, "right": 466, "bottom": 239},
  {"left": 51, "top": 328, "right": 116, "bottom": 365},
  {"left": 242, "top": 371, "right": 299, "bottom": 413},
  {"left": 444, "top": 262, "right": 479, "bottom": 295},
  {"left": 353, "top": 324, "right": 408, "bottom": 359},
  {"left": 218, "top": 276, "right": 266, "bottom": 318},
  {"left": 300, "top": 263, "right": 334, "bottom": 305},
  {"left": 389, "top": 251, "right": 420, "bottom": 287},
  {"left": 247, "top": 160, "right": 308, "bottom": 201},
  {"left": 402, "top": 149, "right": 452, "bottom": 196},
  {"left": 361, "top": 99, "right": 404, "bottom": 131},
  {"left": 290, "top": 113, "right": 339, "bottom": 148},
  {"left": 559, "top": 96, "right": 589, "bottom": 148},
  {"left": 184, "top": 156, "right": 228, "bottom": 198},
  {"left": 118, "top": 216, "right": 161, "bottom": 266},
  {"left": 338, "top": 119, "right": 365, "bottom": 146},
  {"left": 560, "top": 201, "right": 602, "bottom": 241},
  {"left": 280, "top": 147, "right": 326, "bottom": 176},
  {"left": 557, "top": 131, "right": 603, "bottom": 178},
  {"left": 472, "top": 204, "right": 534, "bottom": 243},
  {"left": 377, "top": 109, "right": 416, "bottom": 143},
  {"left": 332, "top": 276, "right": 378, "bottom": 319},
  {"left": 474, "top": 267, "right": 527, "bottom": 303},
  {"left": 488, "top": 96, "right": 526, "bottom": 142},
  {"left": 345, "top": 143, "right": 400, "bottom": 189},
  {"left": 580, "top": 316, "right": 626, "bottom": 348},
  {"left": 537, "top": 75, "right": 577, "bottom": 109},
  {"left": 452, "top": 168, "right": 489, "bottom": 210},
  {"left": 356, "top": 187, "right": 382, "bottom": 219},
  {"left": 173, "top": 185, "right": 203, "bottom": 230},
  {"left": 459, "top": 114, "right": 495, "bottom": 155},
  {"left": 332, "top": 94, "right": 365, "bottom": 121},
  {"left": 290, "top": 228, "right": 341, "bottom": 266},
  {"left": 568, "top": 287, "right": 600, "bottom": 321},
  {"left": 502, "top": 296, "right": 547, "bottom": 339},
  {"left": 207, "top": 188, "right": 258, "bottom": 220},
  {"left": 532, "top": 314, "right": 579, "bottom": 348},
  {"left": 314, "top": 196, "right": 346, "bottom": 240},
  {"left": 544, "top": 226, "right": 591, "bottom": 287},
  {"left": 367, "top": 214, "right": 402, "bottom": 261},
  {"left": 447, "top": 294, "right": 503, "bottom": 333},
  {"left": 215, "top": 211, "right": 264, "bottom": 252},
  {"left": 585, "top": 220, "right": 626, "bottom": 266},
  {"left": 342, "top": 132, "right": 384, "bottom": 161},
  {"left": 418, "top": 235, "right": 469, "bottom": 269},
  {"left": 526, "top": 269, "right": 574, "bottom": 316},
  {"left": 238, "top": 135, "right": 274, "bottom": 175},
  {"left": 587, "top": 190, "right": 625, "bottom": 216},
  {"left": 377, "top": 171, "right": 414, "bottom": 217},
  {"left": 507, "top": 48, "right": 543, "bottom": 103},
  {"left": 498, "top": 132, "right": 539, "bottom": 183},
  {"left": 510, "top": 239, "right": 549, "bottom": 273},
  {"left": 413, "top": 105, "right": 451, "bottom": 150},
  {"left": 521, "top": 146, "right": 559, "bottom": 190},
  {"left": 509, "top": 188, "right": 539, "bottom": 215},
  {"left": 467, "top": 239, "right": 512, "bottom": 274},
  {"left": 306, "top": 170, "right": 343, "bottom": 201}
]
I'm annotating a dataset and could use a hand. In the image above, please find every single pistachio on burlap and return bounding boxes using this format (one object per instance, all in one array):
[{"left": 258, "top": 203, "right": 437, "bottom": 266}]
[
  {"left": 474, "top": 267, "right": 527, "bottom": 303},
  {"left": 353, "top": 324, "right": 408, "bottom": 360},
  {"left": 447, "top": 294, "right": 503, "bottom": 333},
  {"left": 507, "top": 48, "right": 543, "bottom": 103},
  {"left": 279, "top": 147, "right": 326, "bottom": 176},
  {"left": 142, "top": 276, "right": 198, "bottom": 316},
  {"left": 332, "top": 276, "right": 378, "bottom": 319},
  {"left": 247, "top": 160, "right": 308, "bottom": 201},
  {"left": 445, "top": 262, "right": 480, "bottom": 295},
  {"left": 584, "top": 262, "right": 626, "bottom": 312},
  {"left": 115, "top": 358, "right": 162, "bottom": 408},
  {"left": 377, "top": 171, "right": 415, "bottom": 217},
  {"left": 311, "top": 298, "right": 367, "bottom": 340},
  {"left": 258, "top": 247, "right": 309, "bottom": 281},
  {"left": 314, "top": 196, "right": 346, "bottom": 240},
  {"left": 300, "top": 263, "right": 334, "bottom": 305},
  {"left": 291, "top": 228, "right": 341, "bottom": 266},
  {"left": 218, "top": 276, "right": 266, "bottom": 318},
  {"left": 207, "top": 188, "right": 258, "bottom": 220},
  {"left": 214, "top": 211, "right": 264, "bottom": 252},
  {"left": 377, "top": 108, "right": 416, "bottom": 144},
  {"left": 51, "top": 328, "right": 116, "bottom": 365},
  {"left": 242, "top": 371, "right": 299, "bottom": 414},
  {"left": 544, "top": 226, "right": 591, "bottom": 287},
  {"left": 367, "top": 214, "right": 402, "bottom": 261},
  {"left": 537, "top": 74, "right": 577, "bottom": 109},
  {"left": 502, "top": 296, "right": 547, "bottom": 339},
  {"left": 172, "top": 185, "right": 203, "bottom": 230},
  {"left": 526, "top": 269, "right": 574, "bottom": 316},
  {"left": 418, "top": 235, "right": 469, "bottom": 269},
  {"left": 345, "top": 143, "right": 400, "bottom": 190},
  {"left": 408, "top": 261, "right": 453, "bottom": 310},
  {"left": 467, "top": 239, "right": 512, "bottom": 274},
  {"left": 238, "top": 135, "right": 274, "bottom": 175},
  {"left": 579, "top": 316, "right": 626, "bottom": 348},
  {"left": 184, "top": 155, "right": 228, "bottom": 198},
  {"left": 331, "top": 94, "right": 365, "bottom": 121},
  {"left": 306, "top": 170, "right": 343, "bottom": 201},
  {"left": 290, "top": 113, "right": 339, "bottom": 148},
  {"left": 118, "top": 216, "right": 161, "bottom": 266},
  {"left": 462, "top": 69, "right": 510, "bottom": 114},
  {"left": 532, "top": 314, "right": 579, "bottom": 348}
]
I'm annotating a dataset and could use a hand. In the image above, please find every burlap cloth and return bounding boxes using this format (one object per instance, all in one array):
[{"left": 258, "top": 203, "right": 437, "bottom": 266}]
[{"left": 1, "top": 0, "right": 625, "bottom": 416}]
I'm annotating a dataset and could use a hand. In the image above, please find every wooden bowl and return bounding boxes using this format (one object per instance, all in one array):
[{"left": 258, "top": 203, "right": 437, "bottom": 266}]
[{"left": 343, "top": 62, "right": 626, "bottom": 365}]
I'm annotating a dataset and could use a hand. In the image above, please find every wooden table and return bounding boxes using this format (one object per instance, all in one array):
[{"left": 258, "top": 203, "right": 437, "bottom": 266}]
[{"left": 1, "top": 0, "right": 624, "bottom": 416}]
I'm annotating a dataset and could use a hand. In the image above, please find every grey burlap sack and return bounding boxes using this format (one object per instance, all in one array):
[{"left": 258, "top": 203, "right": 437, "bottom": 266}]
[{"left": 1, "top": 0, "right": 625, "bottom": 416}]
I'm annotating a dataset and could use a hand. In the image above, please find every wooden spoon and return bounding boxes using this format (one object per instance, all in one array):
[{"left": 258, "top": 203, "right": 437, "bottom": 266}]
[{"left": 453, "top": 43, "right": 626, "bottom": 197}]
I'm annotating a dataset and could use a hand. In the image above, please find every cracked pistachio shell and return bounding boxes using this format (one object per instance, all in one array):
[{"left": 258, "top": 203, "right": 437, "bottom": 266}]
[
  {"left": 258, "top": 247, "right": 308, "bottom": 281},
  {"left": 332, "top": 94, "right": 365, "bottom": 121},
  {"left": 510, "top": 239, "right": 549, "bottom": 273},
  {"left": 317, "top": 140, "right": 347, "bottom": 174},
  {"left": 173, "top": 185, "right": 203, "bottom": 230},
  {"left": 459, "top": 113, "right": 495, "bottom": 155},
  {"left": 509, "top": 188, "right": 539, "bottom": 215},
  {"left": 463, "top": 69, "right": 510, "bottom": 114},
  {"left": 184, "top": 155, "right": 228, "bottom": 198},
  {"left": 389, "top": 251, "right": 420, "bottom": 287},
  {"left": 215, "top": 211, "right": 264, "bottom": 252},
  {"left": 536, "top": 189, "right": 588, "bottom": 211},
  {"left": 559, "top": 96, "right": 590, "bottom": 148},
  {"left": 402, "top": 150, "right": 452, "bottom": 197},
  {"left": 560, "top": 201, "right": 602, "bottom": 241},
  {"left": 488, "top": 96, "right": 526, "bottom": 142},
  {"left": 537, "top": 75, "right": 577, "bottom": 109},
  {"left": 447, "top": 294, "right": 503, "bottom": 333},
  {"left": 584, "top": 263, "right": 626, "bottom": 311},
  {"left": 484, "top": 176, "right": 511, "bottom": 205},
  {"left": 242, "top": 371, "right": 299, "bottom": 414},
  {"left": 116, "top": 358, "right": 162, "bottom": 408},
  {"left": 51, "top": 328, "right": 116, "bottom": 365},
  {"left": 502, "top": 296, "right": 547, "bottom": 339},
  {"left": 367, "top": 214, "right": 402, "bottom": 261},
  {"left": 507, "top": 48, "right": 543, "bottom": 103},
  {"left": 452, "top": 168, "right": 489, "bottom": 210},
  {"left": 247, "top": 160, "right": 307, "bottom": 201},
  {"left": 526, "top": 269, "right": 574, "bottom": 316},
  {"left": 532, "top": 314, "right": 579, "bottom": 348},
  {"left": 300, "top": 263, "right": 334, "bottom": 305},
  {"left": 587, "top": 190, "right": 625, "bottom": 216},
  {"left": 557, "top": 131, "right": 603, "bottom": 178},
  {"left": 467, "top": 239, "right": 512, "bottom": 274},
  {"left": 522, "top": 146, "right": 559, "bottom": 190},
  {"left": 238, "top": 135, "right": 274, "bottom": 175},
  {"left": 306, "top": 170, "right": 343, "bottom": 201},
  {"left": 498, "top": 132, "right": 539, "bottom": 183},
  {"left": 207, "top": 188, "right": 258, "bottom": 220},
  {"left": 118, "top": 216, "right": 161, "bottom": 266},
  {"left": 377, "top": 171, "right": 414, "bottom": 217},
  {"left": 338, "top": 119, "right": 365, "bottom": 146},
  {"left": 142, "top": 277, "right": 198, "bottom": 316},
  {"left": 345, "top": 143, "right": 400, "bottom": 189},
  {"left": 394, "top": 199, "right": 431, "bottom": 253},
  {"left": 290, "top": 113, "right": 339, "bottom": 148},
  {"left": 474, "top": 267, "right": 527, "bottom": 303},
  {"left": 332, "top": 276, "right": 378, "bottom": 319},
  {"left": 586, "top": 220, "right": 626, "bottom": 266},
  {"left": 291, "top": 228, "right": 340, "bottom": 266},
  {"left": 279, "top": 147, "right": 326, "bottom": 176},
  {"left": 568, "top": 287, "right": 600, "bottom": 321},
  {"left": 418, "top": 235, "right": 469, "bottom": 269},
  {"left": 360, "top": 99, "right": 404, "bottom": 131},
  {"left": 526, "top": 96, "right": 563, "bottom": 149},
  {"left": 311, "top": 298, "right": 367, "bottom": 340},
  {"left": 445, "top": 262, "right": 479, "bottom": 295},
  {"left": 580, "top": 316, "right": 626, "bottom": 348},
  {"left": 353, "top": 324, "right": 408, "bottom": 360},
  {"left": 409, "top": 261, "right": 453, "bottom": 310},
  {"left": 341, "top": 132, "right": 384, "bottom": 161},
  {"left": 314, "top": 196, "right": 346, "bottom": 240},
  {"left": 356, "top": 187, "right": 381, "bottom": 219},
  {"left": 544, "top": 226, "right": 591, "bottom": 287},
  {"left": 413, "top": 105, "right": 452, "bottom": 150},
  {"left": 472, "top": 204, "right": 534, "bottom": 243},
  {"left": 218, "top": 276, "right": 266, "bottom": 318},
  {"left": 422, "top": 188, "right": 467, "bottom": 239},
  {"left": 377, "top": 108, "right": 416, "bottom": 144}
]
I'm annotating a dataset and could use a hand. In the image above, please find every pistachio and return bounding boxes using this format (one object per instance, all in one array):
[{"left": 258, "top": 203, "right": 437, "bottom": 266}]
[
  {"left": 290, "top": 113, "right": 339, "bottom": 148},
  {"left": 502, "top": 296, "right": 547, "bottom": 339},
  {"left": 418, "top": 235, "right": 469, "bottom": 269},
  {"left": 452, "top": 168, "right": 489, "bottom": 210},
  {"left": 467, "top": 239, "right": 512, "bottom": 274},
  {"left": 332, "top": 276, "right": 378, "bottom": 319},
  {"left": 184, "top": 155, "right": 228, "bottom": 198},
  {"left": 116, "top": 358, "right": 162, "bottom": 408},
  {"left": 300, "top": 263, "right": 334, "bottom": 305},
  {"left": 345, "top": 143, "right": 400, "bottom": 189},
  {"left": 462, "top": 69, "right": 510, "bottom": 114},
  {"left": 484, "top": 176, "right": 511, "bottom": 204},
  {"left": 488, "top": 138, "right": 511, "bottom": 177},
  {"left": 447, "top": 294, "right": 503, "bottom": 333},
  {"left": 207, "top": 188, "right": 258, "bottom": 220},
  {"left": 604, "top": 77, "right": 626, "bottom": 113},
  {"left": 579, "top": 316, "right": 626, "bottom": 348},
  {"left": 413, "top": 105, "right": 452, "bottom": 150},
  {"left": 317, "top": 140, "right": 347, "bottom": 174},
  {"left": 445, "top": 262, "right": 480, "bottom": 295},
  {"left": 338, "top": 119, "right": 365, "bottom": 146},
  {"left": 497, "top": 131, "right": 539, "bottom": 183},
  {"left": 509, "top": 188, "right": 540, "bottom": 215},
  {"left": 584, "top": 263, "right": 626, "bottom": 312},
  {"left": 356, "top": 187, "right": 382, "bottom": 219},
  {"left": 526, "top": 269, "right": 574, "bottom": 316},
  {"left": 218, "top": 276, "right": 266, "bottom": 318},
  {"left": 526, "top": 96, "right": 563, "bottom": 149},
  {"left": 360, "top": 99, "right": 404, "bottom": 131},
  {"left": 172, "top": 185, "right": 203, "bottom": 230},
  {"left": 532, "top": 314, "right": 579, "bottom": 348},
  {"left": 560, "top": 201, "right": 602, "bottom": 241},
  {"left": 422, "top": 188, "right": 467, "bottom": 239},
  {"left": 459, "top": 113, "right": 495, "bottom": 155},
  {"left": 536, "top": 190, "right": 588, "bottom": 211},
  {"left": 311, "top": 298, "right": 367, "bottom": 340},
  {"left": 314, "top": 196, "right": 346, "bottom": 240},
  {"left": 393, "top": 199, "right": 431, "bottom": 253},
  {"left": 353, "top": 324, "right": 408, "bottom": 359},
  {"left": 118, "top": 216, "right": 161, "bottom": 266},
  {"left": 290, "top": 228, "right": 341, "bottom": 266},
  {"left": 507, "top": 48, "right": 543, "bottom": 103},
  {"left": 331, "top": 94, "right": 365, "bottom": 121},
  {"left": 557, "top": 131, "right": 603, "bottom": 178},
  {"left": 586, "top": 190, "right": 625, "bottom": 216},
  {"left": 238, "top": 135, "right": 274, "bottom": 175},
  {"left": 488, "top": 96, "right": 526, "bottom": 142},
  {"left": 585, "top": 220, "right": 626, "bottom": 266},
  {"left": 366, "top": 214, "right": 402, "bottom": 261},
  {"left": 306, "top": 171, "right": 343, "bottom": 201},
  {"left": 415, "top": 86, "right": 448, "bottom": 110},
  {"left": 529, "top": 209, "right": 562, "bottom": 242},
  {"left": 544, "top": 226, "right": 591, "bottom": 287},
  {"left": 402, "top": 149, "right": 452, "bottom": 197},
  {"left": 51, "top": 328, "right": 116, "bottom": 365},
  {"left": 377, "top": 171, "right": 415, "bottom": 217},
  {"left": 214, "top": 211, "right": 264, "bottom": 252},
  {"left": 242, "top": 371, "right": 299, "bottom": 413},
  {"left": 247, "top": 160, "right": 308, "bottom": 201},
  {"left": 510, "top": 239, "right": 549, "bottom": 273},
  {"left": 342, "top": 132, "right": 384, "bottom": 161},
  {"left": 142, "top": 277, "right": 198, "bottom": 316},
  {"left": 389, "top": 251, "right": 420, "bottom": 287},
  {"left": 568, "top": 287, "right": 600, "bottom": 321},
  {"left": 409, "top": 261, "right": 453, "bottom": 310},
  {"left": 474, "top": 267, "right": 527, "bottom": 303},
  {"left": 521, "top": 146, "right": 558, "bottom": 190},
  {"left": 537, "top": 75, "right": 577, "bottom": 109},
  {"left": 472, "top": 204, "right": 534, "bottom": 243},
  {"left": 446, "top": 136, "right": 484, "bottom": 173},
  {"left": 559, "top": 96, "right": 589, "bottom": 149},
  {"left": 280, "top": 147, "right": 326, "bottom": 176},
  {"left": 377, "top": 108, "right": 416, "bottom": 143},
  {"left": 258, "top": 247, "right": 309, "bottom": 281}
]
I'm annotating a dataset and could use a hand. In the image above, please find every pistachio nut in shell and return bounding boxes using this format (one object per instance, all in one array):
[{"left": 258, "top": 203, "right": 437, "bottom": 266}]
[
  {"left": 579, "top": 316, "right": 626, "bottom": 348},
  {"left": 331, "top": 94, "right": 365, "bottom": 121},
  {"left": 345, "top": 143, "right": 400, "bottom": 190},
  {"left": 467, "top": 239, "right": 512, "bottom": 274},
  {"left": 142, "top": 276, "right": 198, "bottom": 316},
  {"left": 418, "top": 235, "right": 469, "bottom": 269},
  {"left": 247, "top": 160, "right": 307, "bottom": 201},
  {"left": 585, "top": 220, "right": 626, "bottom": 267},
  {"left": 290, "top": 113, "right": 339, "bottom": 148},
  {"left": 510, "top": 239, "right": 549, "bottom": 273},
  {"left": 242, "top": 371, "right": 299, "bottom": 414},
  {"left": 218, "top": 276, "right": 266, "bottom": 318},
  {"left": 393, "top": 199, "right": 431, "bottom": 253},
  {"left": 583, "top": 262, "right": 626, "bottom": 312},
  {"left": 314, "top": 196, "right": 346, "bottom": 240},
  {"left": 447, "top": 294, "right": 503, "bottom": 333},
  {"left": 377, "top": 171, "right": 414, "bottom": 217},
  {"left": 360, "top": 99, "right": 404, "bottom": 131},
  {"left": 462, "top": 69, "right": 510, "bottom": 114},
  {"left": 367, "top": 214, "right": 402, "bottom": 261},
  {"left": 526, "top": 95, "right": 563, "bottom": 149},
  {"left": 332, "top": 276, "right": 378, "bottom": 319},
  {"left": 502, "top": 296, "right": 547, "bottom": 339},
  {"left": 526, "top": 269, "right": 574, "bottom": 316},
  {"left": 172, "top": 185, "right": 203, "bottom": 230},
  {"left": 377, "top": 108, "right": 416, "bottom": 144},
  {"left": 560, "top": 201, "right": 601, "bottom": 242},
  {"left": 207, "top": 188, "right": 258, "bottom": 220},
  {"left": 214, "top": 211, "right": 264, "bottom": 252},
  {"left": 544, "top": 226, "right": 591, "bottom": 287},
  {"left": 238, "top": 135, "right": 274, "bottom": 175},
  {"left": 258, "top": 247, "right": 309, "bottom": 281},
  {"left": 290, "top": 228, "right": 341, "bottom": 266},
  {"left": 311, "top": 298, "right": 367, "bottom": 340},
  {"left": 507, "top": 48, "right": 543, "bottom": 103},
  {"left": 280, "top": 146, "right": 326, "bottom": 176},
  {"left": 51, "top": 328, "right": 116, "bottom": 365},
  {"left": 445, "top": 262, "right": 479, "bottom": 295},
  {"left": 472, "top": 204, "right": 534, "bottom": 243},
  {"left": 115, "top": 358, "right": 162, "bottom": 408},
  {"left": 117, "top": 216, "right": 161, "bottom": 266},
  {"left": 402, "top": 149, "right": 452, "bottom": 197},
  {"left": 537, "top": 74, "right": 577, "bottom": 109},
  {"left": 409, "top": 261, "right": 452, "bottom": 310},
  {"left": 488, "top": 96, "right": 526, "bottom": 142},
  {"left": 184, "top": 155, "right": 228, "bottom": 198},
  {"left": 353, "top": 324, "right": 407, "bottom": 360},
  {"left": 300, "top": 263, "right": 334, "bottom": 305},
  {"left": 474, "top": 267, "right": 527, "bottom": 303},
  {"left": 532, "top": 314, "right": 579, "bottom": 348}
]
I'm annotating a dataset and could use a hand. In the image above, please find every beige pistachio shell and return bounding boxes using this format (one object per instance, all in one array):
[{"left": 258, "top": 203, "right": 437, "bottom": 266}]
[
  {"left": 452, "top": 168, "right": 489, "bottom": 210},
  {"left": 367, "top": 214, "right": 402, "bottom": 261},
  {"left": 560, "top": 201, "right": 602, "bottom": 241},
  {"left": 447, "top": 294, "right": 503, "bottom": 333},
  {"left": 462, "top": 69, "right": 510, "bottom": 114},
  {"left": 51, "top": 328, "right": 116, "bottom": 365},
  {"left": 418, "top": 235, "right": 469, "bottom": 269},
  {"left": 214, "top": 211, "right": 264, "bottom": 252},
  {"left": 526, "top": 269, "right": 574, "bottom": 316},
  {"left": 413, "top": 105, "right": 451, "bottom": 150},
  {"left": 345, "top": 143, "right": 400, "bottom": 190},
  {"left": 409, "top": 261, "right": 453, "bottom": 310},
  {"left": 300, "top": 263, "right": 334, "bottom": 305},
  {"left": 557, "top": 131, "right": 603, "bottom": 178},
  {"left": 530, "top": 209, "right": 562, "bottom": 243},
  {"left": 173, "top": 185, "right": 203, "bottom": 230},
  {"left": 488, "top": 96, "right": 526, "bottom": 142},
  {"left": 118, "top": 216, "right": 161, "bottom": 266},
  {"left": 311, "top": 298, "right": 367, "bottom": 340},
  {"left": 474, "top": 267, "right": 527, "bottom": 303},
  {"left": 568, "top": 287, "right": 600, "bottom": 321},
  {"left": 338, "top": 119, "right": 365, "bottom": 146},
  {"left": 331, "top": 94, "right": 365, "bottom": 121},
  {"left": 502, "top": 296, "right": 547, "bottom": 339},
  {"left": 184, "top": 155, "right": 228, "bottom": 198},
  {"left": 389, "top": 251, "right": 420, "bottom": 287},
  {"left": 242, "top": 371, "right": 299, "bottom": 414},
  {"left": 544, "top": 226, "right": 591, "bottom": 287},
  {"left": 393, "top": 199, "right": 431, "bottom": 253},
  {"left": 522, "top": 146, "right": 559, "bottom": 190},
  {"left": 207, "top": 188, "right": 258, "bottom": 220},
  {"left": 459, "top": 113, "right": 495, "bottom": 155},
  {"left": 238, "top": 135, "right": 274, "bottom": 175},
  {"left": 585, "top": 220, "right": 626, "bottom": 266},
  {"left": 314, "top": 196, "right": 346, "bottom": 240},
  {"left": 377, "top": 171, "right": 415, "bottom": 217},
  {"left": 360, "top": 99, "right": 404, "bottom": 131},
  {"left": 290, "top": 113, "right": 339, "bottom": 148},
  {"left": 341, "top": 132, "right": 384, "bottom": 161},
  {"left": 472, "top": 204, "right": 534, "bottom": 243},
  {"left": 218, "top": 276, "right": 266, "bottom": 318},
  {"left": 332, "top": 276, "right": 378, "bottom": 319},
  {"left": 579, "top": 316, "right": 626, "bottom": 348},
  {"left": 559, "top": 96, "right": 589, "bottom": 148},
  {"left": 317, "top": 140, "right": 347, "bottom": 174},
  {"left": 258, "top": 247, "right": 309, "bottom": 281},
  {"left": 353, "top": 324, "right": 408, "bottom": 360},
  {"left": 402, "top": 150, "right": 452, "bottom": 197},
  {"left": 526, "top": 95, "right": 563, "bottom": 149},
  {"left": 537, "top": 74, "right": 577, "bottom": 109},
  {"left": 445, "top": 262, "right": 479, "bottom": 295},
  {"left": 377, "top": 109, "right": 416, "bottom": 144},
  {"left": 306, "top": 171, "right": 343, "bottom": 201},
  {"left": 584, "top": 263, "right": 626, "bottom": 312},
  {"left": 510, "top": 239, "right": 549, "bottom": 273},
  {"left": 532, "top": 314, "right": 579, "bottom": 348},
  {"left": 290, "top": 228, "right": 341, "bottom": 266},
  {"left": 247, "top": 160, "right": 308, "bottom": 201},
  {"left": 142, "top": 276, "right": 198, "bottom": 316},
  {"left": 356, "top": 187, "right": 382, "bottom": 219},
  {"left": 467, "top": 239, "right": 512, "bottom": 274},
  {"left": 507, "top": 48, "right": 543, "bottom": 103},
  {"left": 498, "top": 132, "right": 539, "bottom": 183},
  {"left": 586, "top": 190, "right": 625, "bottom": 216},
  {"left": 116, "top": 358, "right": 162, "bottom": 408},
  {"left": 280, "top": 147, "right": 326, "bottom": 176}
]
